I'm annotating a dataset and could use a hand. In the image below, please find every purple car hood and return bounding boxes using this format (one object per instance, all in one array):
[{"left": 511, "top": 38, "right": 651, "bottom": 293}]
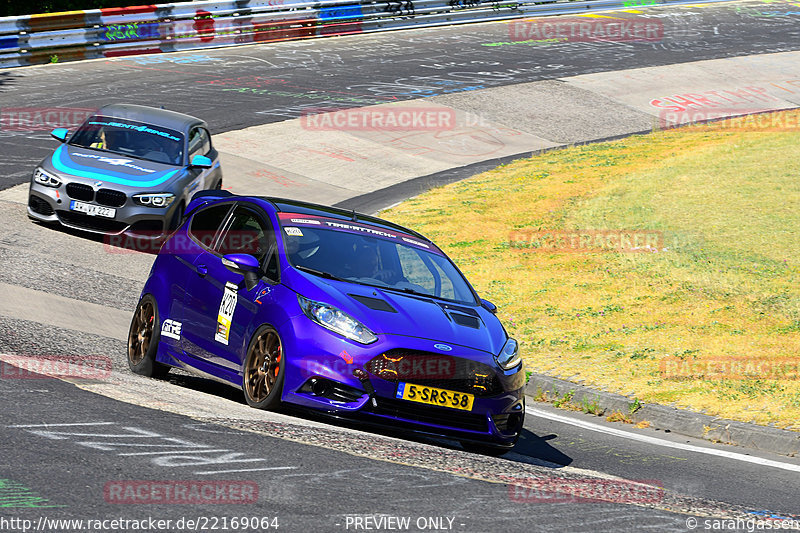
[{"left": 285, "top": 268, "right": 506, "bottom": 356}]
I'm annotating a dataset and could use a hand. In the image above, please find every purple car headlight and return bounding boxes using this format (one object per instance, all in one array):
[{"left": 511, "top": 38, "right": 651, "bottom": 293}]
[
  {"left": 496, "top": 338, "right": 521, "bottom": 370},
  {"left": 298, "top": 295, "right": 377, "bottom": 345}
]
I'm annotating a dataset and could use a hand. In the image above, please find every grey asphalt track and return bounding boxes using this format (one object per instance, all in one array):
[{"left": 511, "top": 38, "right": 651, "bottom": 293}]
[
  {"left": 2, "top": 0, "right": 800, "bottom": 192},
  {"left": 1, "top": 1, "right": 800, "bottom": 530}
]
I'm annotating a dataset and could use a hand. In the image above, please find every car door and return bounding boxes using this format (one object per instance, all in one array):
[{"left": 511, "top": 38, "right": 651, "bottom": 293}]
[
  {"left": 148, "top": 204, "right": 228, "bottom": 361},
  {"left": 185, "top": 126, "right": 221, "bottom": 196},
  {"left": 181, "top": 203, "right": 280, "bottom": 381},
  {"left": 169, "top": 201, "right": 233, "bottom": 363}
]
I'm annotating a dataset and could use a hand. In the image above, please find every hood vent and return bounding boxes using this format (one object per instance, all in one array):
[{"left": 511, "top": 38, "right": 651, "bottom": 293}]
[
  {"left": 349, "top": 294, "right": 397, "bottom": 313},
  {"left": 436, "top": 301, "right": 479, "bottom": 316},
  {"left": 434, "top": 301, "right": 481, "bottom": 328},
  {"left": 450, "top": 313, "right": 481, "bottom": 329}
]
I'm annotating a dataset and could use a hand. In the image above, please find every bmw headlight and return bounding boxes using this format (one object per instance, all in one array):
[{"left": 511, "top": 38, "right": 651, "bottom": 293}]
[
  {"left": 298, "top": 295, "right": 377, "bottom": 344},
  {"left": 134, "top": 193, "right": 175, "bottom": 208},
  {"left": 33, "top": 167, "right": 61, "bottom": 188},
  {"left": 496, "top": 337, "right": 521, "bottom": 370}
]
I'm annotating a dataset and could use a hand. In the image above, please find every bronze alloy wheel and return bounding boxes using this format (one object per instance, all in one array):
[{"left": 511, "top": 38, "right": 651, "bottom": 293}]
[
  {"left": 128, "top": 299, "right": 155, "bottom": 366},
  {"left": 244, "top": 328, "right": 284, "bottom": 409},
  {"left": 127, "top": 295, "right": 169, "bottom": 377}
]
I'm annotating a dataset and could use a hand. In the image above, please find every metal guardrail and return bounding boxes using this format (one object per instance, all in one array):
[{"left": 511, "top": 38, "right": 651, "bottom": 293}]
[{"left": 0, "top": 0, "right": 732, "bottom": 68}]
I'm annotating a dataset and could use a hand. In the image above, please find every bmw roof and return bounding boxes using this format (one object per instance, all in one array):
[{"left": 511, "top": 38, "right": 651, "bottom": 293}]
[{"left": 93, "top": 103, "right": 205, "bottom": 132}]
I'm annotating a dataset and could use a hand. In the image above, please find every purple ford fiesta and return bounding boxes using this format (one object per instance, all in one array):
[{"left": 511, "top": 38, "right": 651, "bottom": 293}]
[{"left": 127, "top": 191, "right": 525, "bottom": 453}]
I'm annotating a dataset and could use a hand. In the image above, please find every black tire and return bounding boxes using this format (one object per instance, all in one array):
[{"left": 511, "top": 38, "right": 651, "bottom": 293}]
[
  {"left": 243, "top": 326, "right": 285, "bottom": 409},
  {"left": 127, "top": 294, "right": 169, "bottom": 378}
]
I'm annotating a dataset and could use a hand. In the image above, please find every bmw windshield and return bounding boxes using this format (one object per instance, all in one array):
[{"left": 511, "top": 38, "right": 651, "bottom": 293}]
[
  {"left": 69, "top": 116, "right": 184, "bottom": 165},
  {"left": 280, "top": 215, "right": 478, "bottom": 305}
]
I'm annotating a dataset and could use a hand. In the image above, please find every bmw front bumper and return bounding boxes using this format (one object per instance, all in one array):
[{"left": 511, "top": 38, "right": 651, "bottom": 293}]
[{"left": 28, "top": 180, "right": 181, "bottom": 239}]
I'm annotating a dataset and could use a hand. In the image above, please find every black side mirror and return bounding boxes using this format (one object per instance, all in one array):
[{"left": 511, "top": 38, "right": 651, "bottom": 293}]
[
  {"left": 222, "top": 254, "right": 261, "bottom": 291},
  {"left": 481, "top": 299, "right": 497, "bottom": 314}
]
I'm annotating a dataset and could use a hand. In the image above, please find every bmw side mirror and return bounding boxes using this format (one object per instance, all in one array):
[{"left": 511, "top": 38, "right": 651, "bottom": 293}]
[
  {"left": 222, "top": 254, "right": 261, "bottom": 291},
  {"left": 190, "top": 155, "right": 212, "bottom": 168},
  {"left": 481, "top": 299, "right": 497, "bottom": 314},
  {"left": 50, "top": 128, "right": 69, "bottom": 142}
]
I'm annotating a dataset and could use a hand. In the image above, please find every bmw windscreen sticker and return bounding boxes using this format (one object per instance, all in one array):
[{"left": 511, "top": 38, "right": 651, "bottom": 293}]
[
  {"left": 215, "top": 282, "right": 238, "bottom": 345},
  {"left": 87, "top": 120, "right": 182, "bottom": 142}
]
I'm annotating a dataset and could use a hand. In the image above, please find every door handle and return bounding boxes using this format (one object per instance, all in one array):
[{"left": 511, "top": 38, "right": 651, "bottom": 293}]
[{"left": 196, "top": 265, "right": 207, "bottom": 277}]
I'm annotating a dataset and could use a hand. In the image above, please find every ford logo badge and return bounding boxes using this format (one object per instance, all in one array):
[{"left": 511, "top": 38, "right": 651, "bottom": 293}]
[{"left": 434, "top": 343, "right": 452, "bottom": 352}]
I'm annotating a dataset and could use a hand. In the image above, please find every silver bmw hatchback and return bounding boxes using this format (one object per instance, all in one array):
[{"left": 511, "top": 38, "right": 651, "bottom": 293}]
[{"left": 27, "top": 103, "right": 223, "bottom": 240}]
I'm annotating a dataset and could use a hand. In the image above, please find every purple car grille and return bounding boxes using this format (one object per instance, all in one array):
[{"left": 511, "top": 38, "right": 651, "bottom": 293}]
[
  {"left": 366, "top": 350, "right": 503, "bottom": 397},
  {"left": 366, "top": 397, "right": 488, "bottom": 433}
]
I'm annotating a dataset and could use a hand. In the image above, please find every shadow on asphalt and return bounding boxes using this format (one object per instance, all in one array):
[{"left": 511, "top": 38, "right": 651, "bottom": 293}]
[
  {"left": 0, "top": 71, "right": 19, "bottom": 91},
  {"left": 511, "top": 430, "right": 573, "bottom": 466},
  {"left": 29, "top": 217, "right": 168, "bottom": 255}
]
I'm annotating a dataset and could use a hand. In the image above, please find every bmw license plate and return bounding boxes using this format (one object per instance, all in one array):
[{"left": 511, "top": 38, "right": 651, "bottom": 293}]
[
  {"left": 395, "top": 382, "right": 474, "bottom": 411},
  {"left": 70, "top": 200, "right": 116, "bottom": 219}
]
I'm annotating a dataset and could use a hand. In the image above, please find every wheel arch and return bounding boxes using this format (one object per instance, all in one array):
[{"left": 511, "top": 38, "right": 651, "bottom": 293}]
[
  {"left": 138, "top": 282, "right": 168, "bottom": 327},
  {"left": 242, "top": 323, "right": 287, "bottom": 409}
]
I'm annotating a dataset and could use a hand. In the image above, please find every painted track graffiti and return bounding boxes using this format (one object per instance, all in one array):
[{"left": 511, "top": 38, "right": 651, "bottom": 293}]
[{"left": 0, "top": 0, "right": 742, "bottom": 68}]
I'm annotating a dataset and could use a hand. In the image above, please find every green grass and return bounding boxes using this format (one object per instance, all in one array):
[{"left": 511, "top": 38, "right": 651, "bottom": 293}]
[{"left": 382, "top": 110, "right": 800, "bottom": 430}]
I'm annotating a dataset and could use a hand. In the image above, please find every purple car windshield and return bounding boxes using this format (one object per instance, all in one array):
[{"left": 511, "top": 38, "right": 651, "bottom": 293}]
[
  {"left": 279, "top": 214, "right": 477, "bottom": 305},
  {"left": 69, "top": 116, "right": 184, "bottom": 165}
]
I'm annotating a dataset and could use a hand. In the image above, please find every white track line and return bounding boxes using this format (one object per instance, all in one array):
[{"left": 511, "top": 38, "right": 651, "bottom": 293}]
[
  {"left": 526, "top": 406, "right": 800, "bottom": 474},
  {"left": 194, "top": 466, "right": 297, "bottom": 475},
  {"left": 8, "top": 422, "right": 115, "bottom": 427}
]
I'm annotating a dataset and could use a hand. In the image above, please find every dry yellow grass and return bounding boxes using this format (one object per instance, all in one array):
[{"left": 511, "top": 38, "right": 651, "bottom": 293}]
[{"left": 382, "top": 111, "right": 800, "bottom": 430}]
